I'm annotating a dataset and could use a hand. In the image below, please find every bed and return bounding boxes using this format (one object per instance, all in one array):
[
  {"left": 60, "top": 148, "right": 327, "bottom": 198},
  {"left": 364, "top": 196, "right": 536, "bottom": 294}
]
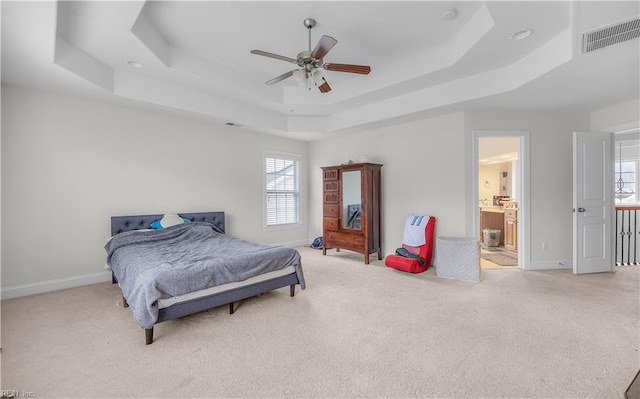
[{"left": 106, "top": 211, "right": 305, "bottom": 344}]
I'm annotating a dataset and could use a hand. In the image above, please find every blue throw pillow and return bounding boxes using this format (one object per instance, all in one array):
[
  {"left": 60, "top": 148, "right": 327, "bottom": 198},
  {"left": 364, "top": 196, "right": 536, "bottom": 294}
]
[{"left": 150, "top": 217, "right": 190, "bottom": 230}]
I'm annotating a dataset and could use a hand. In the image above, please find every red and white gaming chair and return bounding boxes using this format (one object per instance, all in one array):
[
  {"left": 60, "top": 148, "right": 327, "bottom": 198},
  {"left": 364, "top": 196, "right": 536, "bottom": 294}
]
[{"left": 384, "top": 215, "right": 436, "bottom": 274}]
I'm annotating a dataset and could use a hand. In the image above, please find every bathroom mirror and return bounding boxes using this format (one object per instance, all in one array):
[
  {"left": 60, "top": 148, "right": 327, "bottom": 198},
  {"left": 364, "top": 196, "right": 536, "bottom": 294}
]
[{"left": 342, "top": 170, "right": 362, "bottom": 230}]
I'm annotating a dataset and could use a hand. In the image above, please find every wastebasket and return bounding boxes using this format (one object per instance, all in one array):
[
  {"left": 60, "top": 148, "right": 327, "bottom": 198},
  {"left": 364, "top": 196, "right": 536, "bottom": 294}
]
[{"left": 482, "top": 228, "right": 501, "bottom": 247}]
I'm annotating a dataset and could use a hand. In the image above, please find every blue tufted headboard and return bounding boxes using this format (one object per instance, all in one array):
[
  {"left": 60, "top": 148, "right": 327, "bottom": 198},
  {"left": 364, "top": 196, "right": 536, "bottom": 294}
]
[{"left": 110, "top": 212, "right": 225, "bottom": 236}]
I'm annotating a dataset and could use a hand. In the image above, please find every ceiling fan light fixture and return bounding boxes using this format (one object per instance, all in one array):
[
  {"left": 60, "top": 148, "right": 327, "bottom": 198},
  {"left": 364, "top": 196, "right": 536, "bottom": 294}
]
[
  {"left": 311, "top": 68, "right": 324, "bottom": 86},
  {"left": 250, "top": 17, "right": 371, "bottom": 93},
  {"left": 293, "top": 69, "right": 307, "bottom": 83}
]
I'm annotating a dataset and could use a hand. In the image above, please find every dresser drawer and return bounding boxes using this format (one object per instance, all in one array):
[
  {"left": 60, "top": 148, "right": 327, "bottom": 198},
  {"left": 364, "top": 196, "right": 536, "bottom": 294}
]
[
  {"left": 324, "top": 181, "right": 339, "bottom": 192},
  {"left": 323, "top": 217, "right": 339, "bottom": 232},
  {"left": 323, "top": 169, "right": 338, "bottom": 180},
  {"left": 504, "top": 209, "right": 517, "bottom": 219},
  {"left": 324, "top": 204, "right": 339, "bottom": 217},
  {"left": 324, "top": 231, "right": 364, "bottom": 248},
  {"left": 324, "top": 192, "right": 339, "bottom": 204}
]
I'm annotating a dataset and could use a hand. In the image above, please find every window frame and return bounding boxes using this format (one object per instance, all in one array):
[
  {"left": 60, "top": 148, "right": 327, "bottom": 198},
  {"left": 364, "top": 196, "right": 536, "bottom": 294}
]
[
  {"left": 615, "top": 159, "right": 639, "bottom": 204},
  {"left": 263, "top": 150, "right": 302, "bottom": 231}
]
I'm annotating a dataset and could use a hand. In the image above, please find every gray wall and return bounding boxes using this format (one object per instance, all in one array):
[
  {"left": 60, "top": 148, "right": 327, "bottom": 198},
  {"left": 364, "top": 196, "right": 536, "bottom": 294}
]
[
  {"left": 309, "top": 110, "right": 602, "bottom": 268},
  {"left": 591, "top": 99, "right": 639, "bottom": 131},
  {"left": 464, "top": 111, "right": 591, "bottom": 266},
  {"left": 309, "top": 113, "right": 468, "bottom": 255},
  {"left": 1, "top": 85, "right": 308, "bottom": 291},
  {"left": 2, "top": 84, "right": 637, "bottom": 296}
]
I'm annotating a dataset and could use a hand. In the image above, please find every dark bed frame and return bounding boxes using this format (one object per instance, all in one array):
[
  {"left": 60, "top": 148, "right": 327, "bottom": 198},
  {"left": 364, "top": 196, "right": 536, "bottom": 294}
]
[{"left": 110, "top": 211, "right": 302, "bottom": 344}]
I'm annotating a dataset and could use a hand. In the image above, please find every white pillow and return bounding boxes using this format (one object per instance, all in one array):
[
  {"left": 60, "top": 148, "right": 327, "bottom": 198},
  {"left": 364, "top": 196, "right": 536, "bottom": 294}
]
[{"left": 160, "top": 213, "right": 186, "bottom": 228}]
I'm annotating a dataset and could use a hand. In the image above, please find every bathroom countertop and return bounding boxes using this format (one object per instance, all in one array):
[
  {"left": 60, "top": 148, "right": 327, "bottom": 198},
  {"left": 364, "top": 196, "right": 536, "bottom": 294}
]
[{"left": 480, "top": 207, "right": 505, "bottom": 213}]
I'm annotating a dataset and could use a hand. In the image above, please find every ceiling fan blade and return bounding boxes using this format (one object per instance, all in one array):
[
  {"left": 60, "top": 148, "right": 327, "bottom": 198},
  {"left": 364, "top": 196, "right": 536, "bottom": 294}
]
[
  {"left": 324, "top": 63, "right": 371, "bottom": 75},
  {"left": 318, "top": 79, "right": 331, "bottom": 93},
  {"left": 311, "top": 35, "right": 338, "bottom": 60},
  {"left": 250, "top": 50, "right": 298, "bottom": 64},
  {"left": 265, "top": 70, "right": 295, "bottom": 85}
]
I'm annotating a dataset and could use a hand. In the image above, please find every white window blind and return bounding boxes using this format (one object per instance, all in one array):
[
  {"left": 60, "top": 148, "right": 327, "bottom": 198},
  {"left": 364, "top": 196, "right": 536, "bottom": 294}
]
[{"left": 265, "top": 154, "right": 300, "bottom": 226}]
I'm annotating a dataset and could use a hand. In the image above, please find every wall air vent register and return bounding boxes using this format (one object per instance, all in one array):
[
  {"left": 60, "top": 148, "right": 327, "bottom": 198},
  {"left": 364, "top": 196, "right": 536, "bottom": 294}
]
[{"left": 582, "top": 17, "right": 640, "bottom": 53}]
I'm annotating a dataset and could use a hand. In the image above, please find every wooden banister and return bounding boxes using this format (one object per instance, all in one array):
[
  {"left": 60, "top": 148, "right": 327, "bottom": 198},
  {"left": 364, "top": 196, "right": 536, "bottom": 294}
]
[{"left": 616, "top": 205, "right": 640, "bottom": 211}]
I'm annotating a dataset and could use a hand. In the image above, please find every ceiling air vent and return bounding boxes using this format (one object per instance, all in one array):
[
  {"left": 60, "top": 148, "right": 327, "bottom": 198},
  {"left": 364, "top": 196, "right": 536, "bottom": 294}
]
[{"left": 582, "top": 16, "right": 640, "bottom": 53}]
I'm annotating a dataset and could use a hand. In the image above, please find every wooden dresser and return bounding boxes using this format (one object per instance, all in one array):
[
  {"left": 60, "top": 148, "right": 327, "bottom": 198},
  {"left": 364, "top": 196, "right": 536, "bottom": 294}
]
[{"left": 321, "top": 162, "right": 382, "bottom": 264}]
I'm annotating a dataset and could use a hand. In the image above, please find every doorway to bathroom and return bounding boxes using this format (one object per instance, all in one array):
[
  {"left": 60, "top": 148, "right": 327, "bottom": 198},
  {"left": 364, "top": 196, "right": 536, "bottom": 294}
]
[{"left": 472, "top": 130, "right": 530, "bottom": 270}]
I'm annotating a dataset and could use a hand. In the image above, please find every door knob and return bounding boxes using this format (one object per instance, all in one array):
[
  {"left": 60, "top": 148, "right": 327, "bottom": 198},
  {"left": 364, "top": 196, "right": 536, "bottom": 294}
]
[{"left": 577, "top": 207, "right": 586, "bottom": 213}]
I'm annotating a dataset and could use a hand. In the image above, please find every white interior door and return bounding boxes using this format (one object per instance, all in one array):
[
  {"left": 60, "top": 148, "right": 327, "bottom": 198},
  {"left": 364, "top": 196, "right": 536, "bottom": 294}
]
[{"left": 573, "top": 131, "right": 614, "bottom": 274}]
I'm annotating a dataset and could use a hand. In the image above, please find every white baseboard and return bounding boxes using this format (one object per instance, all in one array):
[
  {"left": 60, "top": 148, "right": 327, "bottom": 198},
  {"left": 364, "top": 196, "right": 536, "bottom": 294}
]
[
  {"left": 279, "top": 239, "right": 310, "bottom": 248},
  {"left": 1, "top": 271, "right": 112, "bottom": 300},
  {"left": 527, "top": 261, "right": 572, "bottom": 270},
  {"left": 1, "top": 239, "right": 309, "bottom": 300},
  {"left": 1, "top": 239, "right": 310, "bottom": 300}
]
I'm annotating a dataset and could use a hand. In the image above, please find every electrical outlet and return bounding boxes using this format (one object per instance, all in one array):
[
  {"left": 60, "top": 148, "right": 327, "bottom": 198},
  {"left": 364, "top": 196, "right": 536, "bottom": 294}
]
[{"left": 542, "top": 241, "right": 549, "bottom": 251}]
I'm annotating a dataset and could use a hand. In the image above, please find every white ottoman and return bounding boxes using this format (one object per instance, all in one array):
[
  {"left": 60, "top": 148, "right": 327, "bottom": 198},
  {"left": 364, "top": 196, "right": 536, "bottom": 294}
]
[{"left": 435, "top": 236, "right": 481, "bottom": 283}]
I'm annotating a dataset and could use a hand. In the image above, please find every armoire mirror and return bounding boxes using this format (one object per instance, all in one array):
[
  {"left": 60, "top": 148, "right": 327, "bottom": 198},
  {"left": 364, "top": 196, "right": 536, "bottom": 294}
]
[{"left": 342, "top": 170, "right": 362, "bottom": 229}]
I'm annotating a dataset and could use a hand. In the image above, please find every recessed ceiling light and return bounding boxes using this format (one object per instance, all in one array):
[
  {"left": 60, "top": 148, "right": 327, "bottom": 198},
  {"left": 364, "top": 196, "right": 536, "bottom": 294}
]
[
  {"left": 440, "top": 8, "right": 458, "bottom": 21},
  {"left": 510, "top": 29, "right": 533, "bottom": 40},
  {"left": 127, "top": 60, "right": 144, "bottom": 68}
]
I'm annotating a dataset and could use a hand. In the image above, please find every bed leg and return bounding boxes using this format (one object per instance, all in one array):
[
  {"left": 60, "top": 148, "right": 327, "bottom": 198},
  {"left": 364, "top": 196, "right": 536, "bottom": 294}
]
[
  {"left": 111, "top": 272, "right": 117, "bottom": 284},
  {"left": 122, "top": 295, "right": 129, "bottom": 308},
  {"left": 229, "top": 302, "right": 235, "bottom": 315},
  {"left": 290, "top": 284, "right": 295, "bottom": 297},
  {"left": 145, "top": 328, "right": 154, "bottom": 345}
]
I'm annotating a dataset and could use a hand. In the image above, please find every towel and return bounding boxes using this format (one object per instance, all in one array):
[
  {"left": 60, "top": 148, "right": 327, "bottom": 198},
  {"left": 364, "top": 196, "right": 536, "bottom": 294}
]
[{"left": 402, "top": 215, "right": 429, "bottom": 247}]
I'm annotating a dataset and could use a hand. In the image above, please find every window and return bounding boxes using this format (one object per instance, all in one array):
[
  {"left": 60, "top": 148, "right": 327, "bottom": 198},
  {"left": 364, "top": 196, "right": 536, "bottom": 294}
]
[
  {"left": 265, "top": 152, "right": 300, "bottom": 227},
  {"left": 615, "top": 160, "right": 638, "bottom": 204},
  {"left": 615, "top": 139, "right": 639, "bottom": 204}
]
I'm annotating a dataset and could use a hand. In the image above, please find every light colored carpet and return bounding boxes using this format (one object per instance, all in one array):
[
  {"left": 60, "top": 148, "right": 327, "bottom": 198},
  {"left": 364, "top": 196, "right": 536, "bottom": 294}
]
[{"left": 2, "top": 246, "right": 639, "bottom": 398}]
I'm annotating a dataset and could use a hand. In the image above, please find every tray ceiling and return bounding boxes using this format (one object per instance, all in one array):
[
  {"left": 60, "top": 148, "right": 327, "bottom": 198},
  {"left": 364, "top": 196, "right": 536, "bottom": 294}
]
[{"left": 2, "top": 1, "right": 639, "bottom": 141}]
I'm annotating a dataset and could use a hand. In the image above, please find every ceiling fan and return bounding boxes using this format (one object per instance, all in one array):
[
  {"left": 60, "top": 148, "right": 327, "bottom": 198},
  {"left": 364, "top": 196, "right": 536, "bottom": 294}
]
[{"left": 250, "top": 18, "right": 371, "bottom": 93}]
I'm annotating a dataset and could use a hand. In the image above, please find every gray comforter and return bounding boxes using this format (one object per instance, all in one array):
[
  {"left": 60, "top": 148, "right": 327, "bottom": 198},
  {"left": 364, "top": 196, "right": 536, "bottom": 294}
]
[{"left": 105, "top": 222, "right": 304, "bottom": 329}]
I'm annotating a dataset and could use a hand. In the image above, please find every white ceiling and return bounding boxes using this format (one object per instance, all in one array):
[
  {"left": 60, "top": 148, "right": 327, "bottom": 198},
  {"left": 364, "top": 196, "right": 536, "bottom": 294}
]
[
  {"left": 479, "top": 137, "right": 519, "bottom": 162},
  {"left": 2, "top": 1, "right": 639, "bottom": 141}
]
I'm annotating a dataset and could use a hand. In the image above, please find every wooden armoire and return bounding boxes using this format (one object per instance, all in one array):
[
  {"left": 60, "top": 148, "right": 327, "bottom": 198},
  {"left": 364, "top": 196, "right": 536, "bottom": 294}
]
[{"left": 321, "top": 162, "right": 383, "bottom": 264}]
